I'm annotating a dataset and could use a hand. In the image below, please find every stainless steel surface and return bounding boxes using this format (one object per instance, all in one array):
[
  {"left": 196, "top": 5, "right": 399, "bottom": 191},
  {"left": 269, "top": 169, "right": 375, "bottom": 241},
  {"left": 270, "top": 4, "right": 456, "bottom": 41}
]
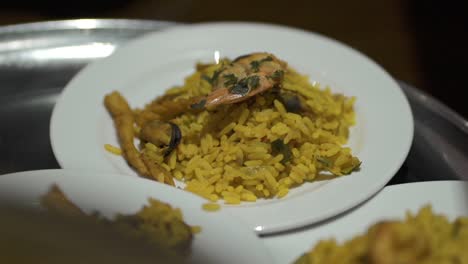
[
  {"left": 0, "top": 19, "right": 176, "bottom": 173},
  {"left": 390, "top": 82, "right": 468, "bottom": 183},
  {"left": 0, "top": 19, "right": 467, "bottom": 183}
]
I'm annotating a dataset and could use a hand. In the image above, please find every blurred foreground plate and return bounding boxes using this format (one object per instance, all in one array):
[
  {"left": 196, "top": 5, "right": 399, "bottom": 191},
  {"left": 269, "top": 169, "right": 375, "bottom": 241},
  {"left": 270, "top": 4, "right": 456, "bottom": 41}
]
[{"left": 0, "top": 169, "right": 273, "bottom": 264}]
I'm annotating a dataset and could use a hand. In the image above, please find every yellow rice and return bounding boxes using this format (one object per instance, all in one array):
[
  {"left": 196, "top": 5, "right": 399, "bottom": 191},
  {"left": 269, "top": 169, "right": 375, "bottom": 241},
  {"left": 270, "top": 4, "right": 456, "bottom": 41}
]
[
  {"left": 136, "top": 60, "right": 360, "bottom": 204},
  {"left": 202, "top": 203, "right": 221, "bottom": 212},
  {"left": 104, "top": 144, "right": 122, "bottom": 155},
  {"left": 294, "top": 206, "right": 468, "bottom": 264}
]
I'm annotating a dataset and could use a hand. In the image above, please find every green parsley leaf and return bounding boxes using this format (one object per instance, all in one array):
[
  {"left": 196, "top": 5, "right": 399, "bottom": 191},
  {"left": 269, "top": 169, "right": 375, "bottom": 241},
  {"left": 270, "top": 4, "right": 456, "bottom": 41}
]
[
  {"left": 223, "top": 74, "right": 238, "bottom": 86},
  {"left": 341, "top": 161, "right": 362, "bottom": 175},
  {"left": 201, "top": 75, "right": 212, "bottom": 83},
  {"left": 211, "top": 69, "right": 222, "bottom": 83},
  {"left": 250, "top": 60, "right": 260, "bottom": 72},
  {"left": 247, "top": 75, "right": 260, "bottom": 90},
  {"left": 229, "top": 79, "right": 250, "bottom": 95},
  {"left": 271, "top": 70, "right": 284, "bottom": 80},
  {"left": 317, "top": 156, "right": 332, "bottom": 167},
  {"left": 201, "top": 69, "right": 222, "bottom": 85},
  {"left": 260, "top": 56, "right": 273, "bottom": 62},
  {"left": 250, "top": 56, "right": 273, "bottom": 73}
]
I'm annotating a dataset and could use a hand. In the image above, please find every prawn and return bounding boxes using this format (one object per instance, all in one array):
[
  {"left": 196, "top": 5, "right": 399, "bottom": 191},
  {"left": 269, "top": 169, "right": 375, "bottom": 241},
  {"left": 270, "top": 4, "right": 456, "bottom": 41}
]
[{"left": 201, "top": 52, "right": 288, "bottom": 108}]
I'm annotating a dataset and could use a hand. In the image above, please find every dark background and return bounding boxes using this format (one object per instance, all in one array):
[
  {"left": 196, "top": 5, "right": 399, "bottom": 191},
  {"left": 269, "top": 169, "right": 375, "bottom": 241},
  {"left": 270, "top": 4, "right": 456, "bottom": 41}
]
[{"left": 1, "top": 0, "right": 467, "bottom": 117}]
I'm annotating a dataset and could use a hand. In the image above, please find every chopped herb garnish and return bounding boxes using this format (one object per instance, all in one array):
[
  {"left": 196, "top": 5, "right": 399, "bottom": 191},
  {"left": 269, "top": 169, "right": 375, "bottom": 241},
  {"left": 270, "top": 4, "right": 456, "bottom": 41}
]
[
  {"left": 201, "top": 69, "right": 222, "bottom": 85},
  {"left": 249, "top": 56, "right": 274, "bottom": 73},
  {"left": 228, "top": 75, "right": 260, "bottom": 95},
  {"left": 223, "top": 74, "right": 238, "bottom": 86},
  {"left": 201, "top": 75, "right": 212, "bottom": 83},
  {"left": 211, "top": 69, "right": 222, "bottom": 83},
  {"left": 271, "top": 139, "right": 292, "bottom": 164},
  {"left": 260, "top": 56, "right": 273, "bottom": 62},
  {"left": 271, "top": 70, "right": 284, "bottom": 80},
  {"left": 250, "top": 60, "right": 261, "bottom": 72},
  {"left": 247, "top": 75, "right": 260, "bottom": 90},
  {"left": 190, "top": 99, "right": 206, "bottom": 109},
  {"left": 317, "top": 156, "right": 332, "bottom": 167},
  {"left": 229, "top": 79, "right": 250, "bottom": 95},
  {"left": 341, "top": 161, "right": 362, "bottom": 175}
]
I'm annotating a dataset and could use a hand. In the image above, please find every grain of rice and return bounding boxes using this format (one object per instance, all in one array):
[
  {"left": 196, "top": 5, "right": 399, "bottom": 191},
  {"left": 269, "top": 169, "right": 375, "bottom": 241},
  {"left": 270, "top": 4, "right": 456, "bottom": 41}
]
[
  {"left": 273, "top": 100, "right": 287, "bottom": 115},
  {"left": 277, "top": 188, "right": 289, "bottom": 198},
  {"left": 104, "top": 144, "right": 122, "bottom": 155},
  {"left": 239, "top": 192, "right": 255, "bottom": 201},
  {"left": 225, "top": 198, "right": 240, "bottom": 204},
  {"left": 265, "top": 173, "right": 278, "bottom": 190},
  {"left": 209, "top": 194, "right": 218, "bottom": 202},
  {"left": 168, "top": 151, "right": 177, "bottom": 169},
  {"left": 244, "top": 160, "right": 263, "bottom": 167},
  {"left": 243, "top": 180, "right": 260, "bottom": 186},
  {"left": 202, "top": 203, "right": 221, "bottom": 212},
  {"left": 145, "top": 142, "right": 158, "bottom": 152},
  {"left": 174, "top": 170, "right": 183, "bottom": 180}
]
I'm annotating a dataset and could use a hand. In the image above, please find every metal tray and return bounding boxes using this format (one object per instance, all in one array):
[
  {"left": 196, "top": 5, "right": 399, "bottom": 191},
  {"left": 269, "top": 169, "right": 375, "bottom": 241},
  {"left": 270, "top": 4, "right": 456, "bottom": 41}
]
[{"left": 1, "top": 19, "right": 467, "bottom": 183}]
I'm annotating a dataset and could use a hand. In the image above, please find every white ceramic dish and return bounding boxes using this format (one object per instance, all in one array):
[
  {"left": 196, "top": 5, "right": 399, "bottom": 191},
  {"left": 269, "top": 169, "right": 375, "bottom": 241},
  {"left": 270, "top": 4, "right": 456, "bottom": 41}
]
[
  {"left": 50, "top": 22, "right": 413, "bottom": 234},
  {"left": 0, "top": 169, "right": 273, "bottom": 264},
  {"left": 263, "top": 181, "right": 468, "bottom": 263}
]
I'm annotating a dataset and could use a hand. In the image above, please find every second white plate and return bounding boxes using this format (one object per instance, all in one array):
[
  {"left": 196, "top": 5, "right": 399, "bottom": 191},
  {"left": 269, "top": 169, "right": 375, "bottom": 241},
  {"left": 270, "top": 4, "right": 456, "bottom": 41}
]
[
  {"left": 0, "top": 169, "right": 273, "bottom": 264},
  {"left": 264, "top": 181, "right": 468, "bottom": 263},
  {"left": 50, "top": 22, "right": 413, "bottom": 234}
]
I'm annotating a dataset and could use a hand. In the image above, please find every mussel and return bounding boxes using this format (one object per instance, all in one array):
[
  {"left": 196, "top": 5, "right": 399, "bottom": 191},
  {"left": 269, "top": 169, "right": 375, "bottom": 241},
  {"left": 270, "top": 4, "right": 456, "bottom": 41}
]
[
  {"left": 277, "top": 92, "right": 303, "bottom": 113},
  {"left": 140, "top": 120, "right": 182, "bottom": 157}
]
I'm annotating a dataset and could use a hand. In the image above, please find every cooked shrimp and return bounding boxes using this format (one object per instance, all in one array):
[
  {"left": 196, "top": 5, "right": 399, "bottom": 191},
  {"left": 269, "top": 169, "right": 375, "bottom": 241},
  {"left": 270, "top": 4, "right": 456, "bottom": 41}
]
[{"left": 203, "top": 52, "right": 287, "bottom": 107}]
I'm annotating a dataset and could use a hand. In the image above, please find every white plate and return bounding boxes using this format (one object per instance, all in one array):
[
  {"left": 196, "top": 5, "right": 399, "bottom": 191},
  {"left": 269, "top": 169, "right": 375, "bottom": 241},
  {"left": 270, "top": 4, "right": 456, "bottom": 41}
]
[
  {"left": 50, "top": 22, "right": 413, "bottom": 234},
  {"left": 263, "top": 181, "right": 468, "bottom": 263},
  {"left": 0, "top": 169, "right": 273, "bottom": 264}
]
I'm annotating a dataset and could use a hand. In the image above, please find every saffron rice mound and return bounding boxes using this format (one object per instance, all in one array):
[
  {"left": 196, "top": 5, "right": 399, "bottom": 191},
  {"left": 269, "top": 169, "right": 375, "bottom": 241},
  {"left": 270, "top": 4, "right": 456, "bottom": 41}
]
[{"left": 105, "top": 55, "right": 361, "bottom": 204}]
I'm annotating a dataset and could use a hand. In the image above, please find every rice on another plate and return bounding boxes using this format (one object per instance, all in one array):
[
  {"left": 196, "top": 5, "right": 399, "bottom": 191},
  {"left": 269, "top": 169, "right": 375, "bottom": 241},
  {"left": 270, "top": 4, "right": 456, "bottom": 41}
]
[
  {"left": 42, "top": 185, "right": 196, "bottom": 256},
  {"left": 294, "top": 206, "right": 468, "bottom": 264},
  {"left": 104, "top": 52, "right": 361, "bottom": 204}
]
